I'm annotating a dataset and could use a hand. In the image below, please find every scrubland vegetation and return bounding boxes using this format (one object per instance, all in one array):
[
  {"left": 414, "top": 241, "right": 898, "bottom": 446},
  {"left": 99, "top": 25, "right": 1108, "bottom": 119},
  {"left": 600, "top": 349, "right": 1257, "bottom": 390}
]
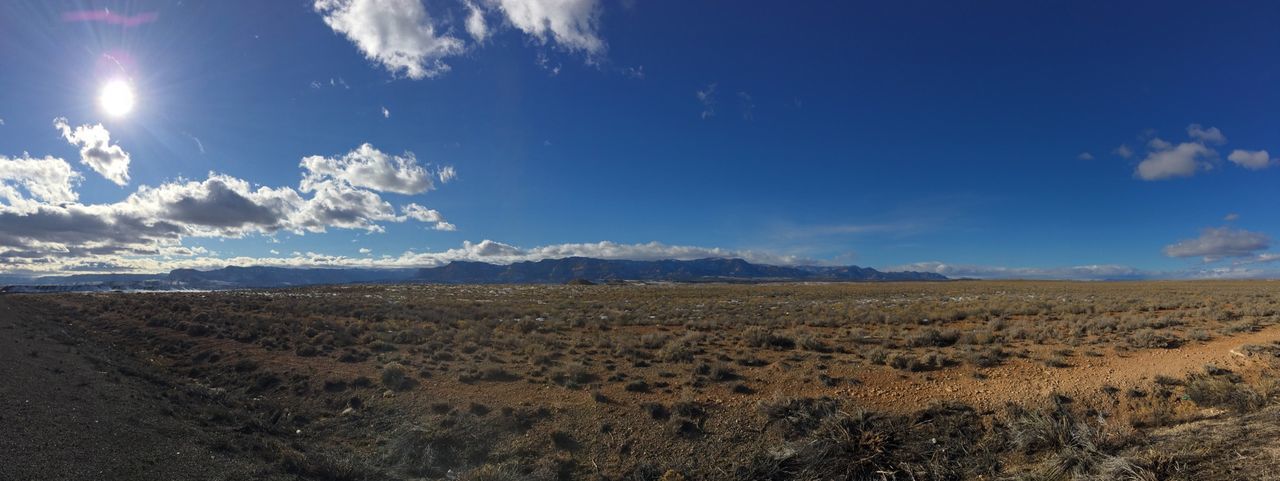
[{"left": 12, "top": 280, "right": 1280, "bottom": 480}]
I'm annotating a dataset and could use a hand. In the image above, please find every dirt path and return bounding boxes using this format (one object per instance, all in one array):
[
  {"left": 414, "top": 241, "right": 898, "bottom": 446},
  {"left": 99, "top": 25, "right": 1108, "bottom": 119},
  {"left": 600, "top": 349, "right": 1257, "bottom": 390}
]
[
  {"left": 829, "top": 325, "right": 1280, "bottom": 413},
  {"left": 0, "top": 301, "right": 275, "bottom": 481}
]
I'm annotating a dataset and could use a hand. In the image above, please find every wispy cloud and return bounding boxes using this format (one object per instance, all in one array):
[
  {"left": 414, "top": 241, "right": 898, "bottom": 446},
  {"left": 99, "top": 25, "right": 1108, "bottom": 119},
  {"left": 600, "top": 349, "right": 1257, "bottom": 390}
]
[
  {"left": 696, "top": 83, "right": 717, "bottom": 119},
  {"left": 892, "top": 261, "right": 1147, "bottom": 280},
  {"left": 184, "top": 132, "right": 206, "bottom": 154}
]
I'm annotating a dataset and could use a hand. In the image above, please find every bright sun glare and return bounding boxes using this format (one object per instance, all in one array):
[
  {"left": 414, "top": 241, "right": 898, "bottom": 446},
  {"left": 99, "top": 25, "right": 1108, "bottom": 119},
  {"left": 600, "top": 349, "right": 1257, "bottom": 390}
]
[{"left": 99, "top": 79, "right": 135, "bottom": 117}]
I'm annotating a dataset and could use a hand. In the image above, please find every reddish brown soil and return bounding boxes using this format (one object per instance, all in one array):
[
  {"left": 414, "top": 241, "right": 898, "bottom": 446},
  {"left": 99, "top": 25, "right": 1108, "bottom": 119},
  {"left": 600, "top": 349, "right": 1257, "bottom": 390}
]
[{"left": 821, "top": 324, "right": 1280, "bottom": 413}]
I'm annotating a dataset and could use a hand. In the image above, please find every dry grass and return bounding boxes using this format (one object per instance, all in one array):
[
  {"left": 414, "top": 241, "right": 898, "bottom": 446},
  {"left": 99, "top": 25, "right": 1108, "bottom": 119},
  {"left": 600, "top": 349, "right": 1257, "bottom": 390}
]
[{"left": 14, "top": 280, "right": 1280, "bottom": 480}]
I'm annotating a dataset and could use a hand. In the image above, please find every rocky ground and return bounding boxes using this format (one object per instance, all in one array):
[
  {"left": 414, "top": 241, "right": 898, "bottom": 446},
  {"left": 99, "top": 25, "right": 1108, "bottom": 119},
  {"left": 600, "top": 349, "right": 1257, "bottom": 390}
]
[{"left": 0, "top": 300, "right": 277, "bottom": 481}]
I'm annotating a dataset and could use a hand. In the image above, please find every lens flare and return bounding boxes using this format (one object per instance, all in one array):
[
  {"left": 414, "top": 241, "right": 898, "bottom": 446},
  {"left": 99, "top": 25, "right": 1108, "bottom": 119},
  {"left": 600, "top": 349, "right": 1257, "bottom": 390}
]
[{"left": 99, "top": 79, "right": 135, "bottom": 117}]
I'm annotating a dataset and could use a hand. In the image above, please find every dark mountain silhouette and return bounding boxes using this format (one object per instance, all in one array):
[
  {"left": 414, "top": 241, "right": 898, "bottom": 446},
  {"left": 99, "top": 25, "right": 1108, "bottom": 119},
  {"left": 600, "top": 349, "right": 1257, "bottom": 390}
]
[
  {"left": 414, "top": 257, "right": 947, "bottom": 283},
  {"left": 1, "top": 258, "right": 945, "bottom": 293},
  {"left": 167, "top": 266, "right": 417, "bottom": 288}
]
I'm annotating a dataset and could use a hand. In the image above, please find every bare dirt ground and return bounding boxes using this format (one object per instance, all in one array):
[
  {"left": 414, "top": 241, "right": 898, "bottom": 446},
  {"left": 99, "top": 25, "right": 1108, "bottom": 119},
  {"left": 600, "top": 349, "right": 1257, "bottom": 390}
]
[
  {"left": 827, "top": 323, "right": 1280, "bottom": 413},
  {"left": 0, "top": 301, "right": 277, "bottom": 481}
]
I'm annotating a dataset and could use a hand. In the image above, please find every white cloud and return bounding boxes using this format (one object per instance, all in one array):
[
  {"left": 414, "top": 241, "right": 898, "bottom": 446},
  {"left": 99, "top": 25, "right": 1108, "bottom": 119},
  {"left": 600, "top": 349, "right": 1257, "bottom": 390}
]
[
  {"left": 402, "top": 202, "right": 456, "bottom": 230},
  {"left": 893, "top": 261, "right": 1146, "bottom": 280},
  {"left": 53, "top": 118, "right": 131, "bottom": 186},
  {"left": 1135, "top": 142, "right": 1215, "bottom": 181},
  {"left": 0, "top": 239, "right": 816, "bottom": 276},
  {"left": 1227, "top": 149, "right": 1273, "bottom": 170},
  {"left": 697, "top": 83, "right": 717, "bottom": 119},
  {"left": 1163, "top": 227, "right": 1270, "bottom": 261},
  {"left": 311, "top": 77, "right": 351, "bottom": 89},
  {"left": 124, "top": 174, "right": 305, "bottom": 237},
  {"left": 185, "top": 133, "right": 206, "bottom": 154},
  {"left": 381, "top": 106, "right": 391, "bottom": 118},
  {"left": 0, "top": 155, "right": 81, "bottom": 210},
  {"left": 491, "top": 0, "right": 605, "bottom": 56},
  {"left": 465, "top": 1, "right": 489, "bottom": 42},
  {"left": 437, "top": 165, "right": 457, "bottom": 183},
  {"left": 1187, "top": 124, "right": 1226, "bottom": 144},
  {"left": 1113, "top": 144, "right": 1133, "bottom": 159},
  {"left": 508, "top": 240, "right": 811, "bottom": 266},
  {"left": 314, "top": 0, "right": 464, "bottom": 80},
  {"left": 1147, "top": 137, "right": 1171, "bottom": 151},
  {"left": 1225, "top": 213, "right": 1240, "bottom": 222},
  {"left": 300, "top": 143, "right": 436, "bottom": 195},
  {"left": 0, "top": 142, "right": 457, "bottom": 270},
  {"left": 359, "top": 247, "right": 372, "bottom": 254},
  {"left": 1077, "top": 152, "right": 1094, "bottom": 160},
  {"left": 296, "top": 179, "right": 402, "bottom": 232}
]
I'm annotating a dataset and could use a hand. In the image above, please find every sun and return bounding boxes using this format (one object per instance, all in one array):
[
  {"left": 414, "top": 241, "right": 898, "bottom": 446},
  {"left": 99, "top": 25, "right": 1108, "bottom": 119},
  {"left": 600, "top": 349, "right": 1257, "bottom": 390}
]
[{"left": 99, "top": 79, "right": 135, "bottom": 117}]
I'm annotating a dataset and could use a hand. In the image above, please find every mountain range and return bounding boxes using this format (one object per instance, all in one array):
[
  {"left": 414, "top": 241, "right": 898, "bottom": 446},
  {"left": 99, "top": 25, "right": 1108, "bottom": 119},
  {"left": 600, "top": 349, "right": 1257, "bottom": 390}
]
[{"left": 0, "top": 257, "right": 946, "bottom": 292}]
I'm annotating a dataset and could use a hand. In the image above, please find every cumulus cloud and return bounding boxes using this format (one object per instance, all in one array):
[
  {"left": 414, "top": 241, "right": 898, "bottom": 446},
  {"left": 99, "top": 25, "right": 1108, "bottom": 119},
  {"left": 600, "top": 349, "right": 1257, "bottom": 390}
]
[
  {"left": 1163, "top": 227, "right": 1271, "bottom": 261},
  {"left": 1187, "top": 124, "right": 1226, "bottom": 144},
  {"left": 296, "top": 179, "right": 402, "bottom": 232},
  {"left": 491, "top": 0, "right": 605, "bottom": 56},
  {"left": 301, "top": 143, "right": 435, "bottom": 195},
  {"left": 508, "top": 240, "right": 812, "bottom": 266},
  {"left": 314, "top": 0, "right": 465, "bottom": 80},
  {"left": 1113, "top": 144, "right": 1133, "bottom": 159},
  {"left": 314, "top": 0, "right": 611, "bottom": 79},
  {"left": 1147, "top": 137, "right": 1171, "bottom": 151},
  {"left": 381, "top": 106, "right": 391, "bottom": 118},
  {"left": 1077, "top": 152, "right": 1094, "bottom": 160},
  {"left": 1135, "top": 142, "right": 1215, "bottom": 181},
  {"left": 53, "top": 118, "right": 131, "bottom": 186},
  {"left": 1227, "top": 149, "right": 1273, "bottom": 170},
  {"left": 402, "top": 203, "right": 455, "bottom": 231},
  {"left": 0, "top": 140, "right": 457, "bottom": 271},
  {"left": 0, "top": 155, "right": 81, "bottom": 210},
  {"left": 124, "top": 174, "right": 304, "bottom": 236}
]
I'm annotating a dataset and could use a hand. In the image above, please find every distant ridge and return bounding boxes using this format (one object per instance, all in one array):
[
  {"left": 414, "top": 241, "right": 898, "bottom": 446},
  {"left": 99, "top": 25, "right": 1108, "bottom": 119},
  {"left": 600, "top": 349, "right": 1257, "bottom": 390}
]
[
  {"left": 413, "top": 257, "right": 947, "bottom": 284},
  {"left": 0, "top": 257, "right": 945, "bottom": 293}
]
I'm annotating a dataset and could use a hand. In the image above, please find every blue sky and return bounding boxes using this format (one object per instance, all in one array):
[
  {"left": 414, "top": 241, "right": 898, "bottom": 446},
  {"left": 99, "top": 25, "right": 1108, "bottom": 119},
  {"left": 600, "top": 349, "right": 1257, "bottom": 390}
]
[{"left": 1, "top": 0, "right": 1278, "bottom": 279}]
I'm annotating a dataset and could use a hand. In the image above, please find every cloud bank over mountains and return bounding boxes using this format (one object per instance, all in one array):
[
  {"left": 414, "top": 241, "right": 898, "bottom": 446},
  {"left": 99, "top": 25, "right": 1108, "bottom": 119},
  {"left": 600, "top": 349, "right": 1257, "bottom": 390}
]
[{"left": 0, "top": 119, "right": 457, "bottom": 275}]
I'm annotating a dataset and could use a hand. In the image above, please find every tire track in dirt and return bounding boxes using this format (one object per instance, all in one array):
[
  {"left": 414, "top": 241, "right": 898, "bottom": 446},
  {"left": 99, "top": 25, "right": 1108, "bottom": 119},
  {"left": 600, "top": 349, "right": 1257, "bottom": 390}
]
[{"left": 818, "top": 325, "right": 1280, "bottom": 413}]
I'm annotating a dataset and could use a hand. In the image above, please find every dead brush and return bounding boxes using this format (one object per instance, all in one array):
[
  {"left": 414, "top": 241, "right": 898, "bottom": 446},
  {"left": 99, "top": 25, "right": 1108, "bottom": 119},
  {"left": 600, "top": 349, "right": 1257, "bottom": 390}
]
[
  {"left": 1126, "top": 329, "right": 1182, "bottom": 349},
  {"left": 1184, "top": 366, "right": 1274, "bottom": 414},
  {"left": 1000, "top": 398, "right": 1157, "bottom": 480},
  {"left": 744, "top": 327, "right": 796, "bottom": 350},
  {"left": 757, "top": 395, "right": 840, "bottom": 438},
  {"left": 382, "top": 418, "right": 495, "bottom": 478}
]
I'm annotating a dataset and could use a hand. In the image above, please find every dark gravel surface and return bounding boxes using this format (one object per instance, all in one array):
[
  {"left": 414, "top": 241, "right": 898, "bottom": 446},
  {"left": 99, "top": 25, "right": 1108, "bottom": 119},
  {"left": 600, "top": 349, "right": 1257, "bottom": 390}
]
[{"left": 0, "top": 299, "right": 271, "bottom": 481}]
